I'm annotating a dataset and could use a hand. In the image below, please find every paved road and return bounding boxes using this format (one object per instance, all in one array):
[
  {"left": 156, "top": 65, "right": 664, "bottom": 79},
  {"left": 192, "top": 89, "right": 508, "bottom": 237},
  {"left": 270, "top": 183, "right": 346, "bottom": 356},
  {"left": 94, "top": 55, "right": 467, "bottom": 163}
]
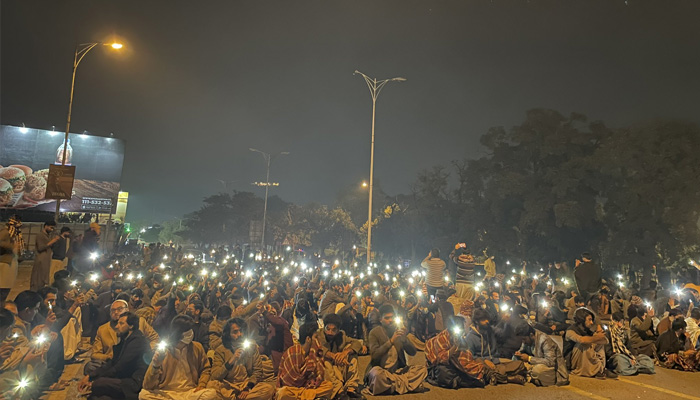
[{"left": 9, "top": 264, "right": 700, "bottom": 400}]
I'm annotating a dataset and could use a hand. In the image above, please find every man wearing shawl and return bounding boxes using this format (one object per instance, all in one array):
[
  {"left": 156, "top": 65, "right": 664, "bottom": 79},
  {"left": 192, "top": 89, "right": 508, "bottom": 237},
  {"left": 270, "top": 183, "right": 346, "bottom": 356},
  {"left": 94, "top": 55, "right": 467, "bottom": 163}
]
[
  {"left": 425, "top": 315, "right": 488, "bottom": 388},
  {"left": 277, "top": 322, "right": 333, "bottom": 400},
  {"left": 363, "top": 304, "right": 427, "bottom": 395},
  {"left": 604, "top": 312, "right": 655, "bottom": 375}
]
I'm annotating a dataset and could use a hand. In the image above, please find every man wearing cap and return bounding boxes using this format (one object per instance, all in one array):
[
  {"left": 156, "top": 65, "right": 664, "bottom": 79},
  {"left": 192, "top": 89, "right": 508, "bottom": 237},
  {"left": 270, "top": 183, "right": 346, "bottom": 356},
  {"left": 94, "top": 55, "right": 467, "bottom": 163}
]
[
  {"left": 86, "top": 300, "right": 160, "bottom": 375},
  {"left": 31, "top": 220, "right": 59, "bottom": 291},
  {"left": 314, "top": 313, "right": 363, "bottom": 399}
]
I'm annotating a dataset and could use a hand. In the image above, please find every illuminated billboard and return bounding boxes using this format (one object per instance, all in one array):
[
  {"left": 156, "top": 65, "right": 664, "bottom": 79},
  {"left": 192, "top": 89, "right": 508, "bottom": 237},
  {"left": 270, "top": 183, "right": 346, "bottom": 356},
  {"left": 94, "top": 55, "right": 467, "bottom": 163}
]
[{"left": 0, "top": 125, "right": 125, "bottom": 213}]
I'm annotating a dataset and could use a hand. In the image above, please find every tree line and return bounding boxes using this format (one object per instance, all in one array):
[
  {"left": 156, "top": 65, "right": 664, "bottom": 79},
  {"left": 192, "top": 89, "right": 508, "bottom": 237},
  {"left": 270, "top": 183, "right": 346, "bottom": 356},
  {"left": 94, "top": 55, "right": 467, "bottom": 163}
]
[{"left": 155, "top": 108, "right": 700, "bottom": 279}]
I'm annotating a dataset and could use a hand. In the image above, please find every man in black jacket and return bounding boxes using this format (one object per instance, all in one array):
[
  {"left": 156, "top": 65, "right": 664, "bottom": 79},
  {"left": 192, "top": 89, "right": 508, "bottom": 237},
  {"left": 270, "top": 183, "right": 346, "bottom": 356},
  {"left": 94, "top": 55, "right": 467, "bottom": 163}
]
[{"left": 78, "top": 311, "right": 150, "bottom": 399}]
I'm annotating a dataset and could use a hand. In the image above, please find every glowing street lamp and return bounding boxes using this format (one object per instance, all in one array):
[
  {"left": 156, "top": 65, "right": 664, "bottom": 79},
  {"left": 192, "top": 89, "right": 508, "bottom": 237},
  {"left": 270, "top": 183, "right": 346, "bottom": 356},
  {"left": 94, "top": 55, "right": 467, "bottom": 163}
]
[
  {"left": 354, "top": 70, "right": 406, "bottom": 263},
  {"left": 54, "top": 41, "right": 124, "bottom": 221}
]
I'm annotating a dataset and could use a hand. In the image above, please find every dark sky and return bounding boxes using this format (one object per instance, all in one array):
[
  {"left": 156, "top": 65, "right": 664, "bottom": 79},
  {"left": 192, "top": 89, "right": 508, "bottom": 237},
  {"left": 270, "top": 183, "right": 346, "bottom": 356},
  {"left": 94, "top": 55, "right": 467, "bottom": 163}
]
[{"left": 3, "top": 0, "right": 700, "bottom": 223}]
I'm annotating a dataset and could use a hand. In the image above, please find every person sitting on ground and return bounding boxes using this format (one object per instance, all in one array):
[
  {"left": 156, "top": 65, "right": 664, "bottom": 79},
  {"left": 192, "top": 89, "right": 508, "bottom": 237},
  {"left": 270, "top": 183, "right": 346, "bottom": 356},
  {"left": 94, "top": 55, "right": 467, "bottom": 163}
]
[
  {"left": 424, "top": 315, "right": 488, "bottom": 388},
  {"left": 277, "top": 322, "right": 334, "bottom": 400},
  {"left": 139, "top": 314, "right": 217, "bottom": 400},
  {"left": 656, "top": 319, "right": 699, "bottom": 371},
  {"left": 207, "top": 317, "right": 275, "bottom": 400},
  {"left": 318, "top": 280, "right": 346, "bottom": 318},
  {"left": 363, "top": 304, "right": 427, "bottom": 395},
  {"left": 628, "top": 304, "right": 657, "bottom": 358},
  {"left": 208, "top": 305, "right": 232, "bottom": 352},
  {"left": 567, "top": 296, "right": 585, "bottom": 321},
  {"left": 685, "top": 309, "right": 700, "bottom": 351},
  {"left": 464, "top": 308, "right": 527, "bottom": 385},
  {"left": 564, "top": 307, "right": 615, "bottom": 379},
  {"left": 87, "top": 300, "right": 159, "bottom": 375},
  {"left": 656, "top": 308, "right": 682, "bottom": 336},
  {"left": 78, "top": 311, "right": 150, "bottom": 399},
  {"left": 604, "top": 312, "right": 655, "bottom": 376},
  {"left": 186, "top": 300, "right": 210, "bottom": 352},
  {"left": 495, "top": 304, "right": 528, "bottom": 359},
  {"left": 313, "top": 313, "right": 363, "bottom": 400},
  {"left": 0, "top": 307, "right": 45, "bottom": 400},
  {"left": 514, "top": 324, "right": 569, "bottom": 387},
  {"left": 130, "top": 288, "right": 156, "bottom": 326},
  {"left": 14, "top": 290, "right": 66, "bottom": 390}
]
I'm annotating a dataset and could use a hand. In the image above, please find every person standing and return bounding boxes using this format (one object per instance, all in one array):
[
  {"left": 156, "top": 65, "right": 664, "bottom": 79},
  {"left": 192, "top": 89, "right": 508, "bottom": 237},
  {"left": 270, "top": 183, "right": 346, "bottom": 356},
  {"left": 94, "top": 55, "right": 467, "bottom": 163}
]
[
  {"left": 49, "top": 227, "right": 71, "bottom": 286},
  {"left": 421, "top": 249, "right": 445, "bottom": 298},
  {"left": 573, "top": 252, "right": 601, "bottom": 306},
  {"left": 30, "top": 220, "right": 59, "bottom": 291},
  {"left": 449, "top": 244, "right": 476, "bottom": 303},
  {"left": 0, "top": 215, "right": 23, "bottom": 303}
]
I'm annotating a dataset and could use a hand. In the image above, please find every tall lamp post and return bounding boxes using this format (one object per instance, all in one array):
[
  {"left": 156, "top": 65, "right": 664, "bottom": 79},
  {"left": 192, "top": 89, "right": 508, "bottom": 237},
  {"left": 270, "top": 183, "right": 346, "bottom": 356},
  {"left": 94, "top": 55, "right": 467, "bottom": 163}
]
[
  {"left": 249, "top": 148, "right": 289, "bottom": 252},
  {"left": 54, "top": 41, "right": 123, "bottom": 222},
  {"left": 354, "top": 70, "right": 405, "bottom": 264}
]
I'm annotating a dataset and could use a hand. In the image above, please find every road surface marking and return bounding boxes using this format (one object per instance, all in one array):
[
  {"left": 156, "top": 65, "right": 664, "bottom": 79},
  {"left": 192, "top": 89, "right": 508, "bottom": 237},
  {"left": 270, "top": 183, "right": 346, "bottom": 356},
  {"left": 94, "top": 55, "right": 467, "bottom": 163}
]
[
  {"left": 563, "top": 385, "right": 611, "bottom": 400},
  {"left": 618, "top": 377, "right": 700, "bottom": 400}
]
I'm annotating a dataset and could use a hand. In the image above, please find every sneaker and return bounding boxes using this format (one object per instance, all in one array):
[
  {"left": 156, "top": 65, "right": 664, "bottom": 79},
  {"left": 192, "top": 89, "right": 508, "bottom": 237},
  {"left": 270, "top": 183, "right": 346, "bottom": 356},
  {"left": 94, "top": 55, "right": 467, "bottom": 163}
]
[
  {"left": 605, "top": 370, "right": 619, "bottom": 379},
  {"left": 507, "top": 375, "right": 526, "bottom": 385}
]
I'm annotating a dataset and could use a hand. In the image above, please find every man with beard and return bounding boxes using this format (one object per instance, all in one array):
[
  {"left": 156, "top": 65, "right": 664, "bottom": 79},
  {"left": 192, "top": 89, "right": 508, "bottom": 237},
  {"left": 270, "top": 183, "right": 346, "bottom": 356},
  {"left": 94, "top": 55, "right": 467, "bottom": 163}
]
[
  {"left": 464, "top": 308, "right": 527, "bottom": 385},
  {"left": 277, "top": 322, "right": 334, "bottom": 400},
  {"left": 313, "top": 313, "right": 363, "bottom": 400},
  {"left": 78, "top": 312, "right": 150, "bottom": 399},
  {"left": 87, "top": 300, "right": 160, "bottom": 375},
  {"left": 564, "top": 307, "right": 615, "bottom": 379},
  {"left": 186, "top": 300, "right": 210, "bottom": 351},
  {"left": 207, "top": 317, "right": 274, "bottom": 400},
  {"left": 363, "top": 304, "right": 427, "bottom": 395},
  {"left": 604, "top": 312, "right": 655, "bottom": 376},
  {"left": 140, "top": 315, "right": 217, "bottom": 400}
]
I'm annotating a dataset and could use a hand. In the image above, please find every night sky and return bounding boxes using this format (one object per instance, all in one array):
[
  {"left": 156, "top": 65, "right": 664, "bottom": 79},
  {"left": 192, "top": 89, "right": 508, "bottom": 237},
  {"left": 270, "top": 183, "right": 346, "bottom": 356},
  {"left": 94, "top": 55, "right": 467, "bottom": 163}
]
[{"left": 3, "top": 0, "right": 700, "bottom": 223}]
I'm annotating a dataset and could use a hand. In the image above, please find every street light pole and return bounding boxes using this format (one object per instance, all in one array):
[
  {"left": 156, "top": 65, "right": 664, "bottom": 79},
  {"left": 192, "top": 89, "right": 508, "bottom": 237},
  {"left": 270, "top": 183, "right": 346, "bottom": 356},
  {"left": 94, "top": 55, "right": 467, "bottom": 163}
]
[
  {"left": 250, "top": 148, "right": 289, "bottom": 252},
  {"left": 54, "top": 42, "right": 123, "bottom": 222},
  {"left": 354, "top": 70, "right": 406, "bottom": 264}
]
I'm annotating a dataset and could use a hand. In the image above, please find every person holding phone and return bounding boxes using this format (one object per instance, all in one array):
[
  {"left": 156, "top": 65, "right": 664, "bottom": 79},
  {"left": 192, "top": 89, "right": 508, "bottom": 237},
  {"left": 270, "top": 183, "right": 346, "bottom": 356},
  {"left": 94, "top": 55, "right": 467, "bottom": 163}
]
[{"left": 49, "top": 227, "right": 71, "bottom": 285}]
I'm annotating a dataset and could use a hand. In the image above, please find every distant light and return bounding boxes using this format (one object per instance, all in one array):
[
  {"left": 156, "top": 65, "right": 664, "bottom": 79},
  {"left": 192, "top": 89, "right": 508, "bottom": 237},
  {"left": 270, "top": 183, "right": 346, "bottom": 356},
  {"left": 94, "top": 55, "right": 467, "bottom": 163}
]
[
  {"left": 110, "top": 42, "right": 123, "bottom": 49},
  {"left": 48, "top": 130, "right": 59, "bottom": 136},
  {"left": 19, "top": 126, "right": 28, "bottom": 134}
]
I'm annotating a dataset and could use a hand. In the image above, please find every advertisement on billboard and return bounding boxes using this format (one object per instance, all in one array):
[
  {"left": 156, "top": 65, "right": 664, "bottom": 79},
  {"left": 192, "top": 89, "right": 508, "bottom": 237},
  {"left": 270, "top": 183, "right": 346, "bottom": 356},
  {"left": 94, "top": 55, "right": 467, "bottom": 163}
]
[{"left": 0, "top": 125, "right": 125, "bottom": 212}]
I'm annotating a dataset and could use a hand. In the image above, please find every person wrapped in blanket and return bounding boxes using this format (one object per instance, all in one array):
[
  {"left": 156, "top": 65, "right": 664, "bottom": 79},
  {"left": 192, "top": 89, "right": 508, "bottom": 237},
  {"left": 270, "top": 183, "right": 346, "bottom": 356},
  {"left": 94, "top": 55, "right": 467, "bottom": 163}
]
[
  {"left": 656, "top": 319, "right": 700, "bottom": 372},
  {"left": 277, "top": 322, "right": 334, "bottom": 400},
  {"left": 425, "top": 315, "right": 489, "bottom": 388}
]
